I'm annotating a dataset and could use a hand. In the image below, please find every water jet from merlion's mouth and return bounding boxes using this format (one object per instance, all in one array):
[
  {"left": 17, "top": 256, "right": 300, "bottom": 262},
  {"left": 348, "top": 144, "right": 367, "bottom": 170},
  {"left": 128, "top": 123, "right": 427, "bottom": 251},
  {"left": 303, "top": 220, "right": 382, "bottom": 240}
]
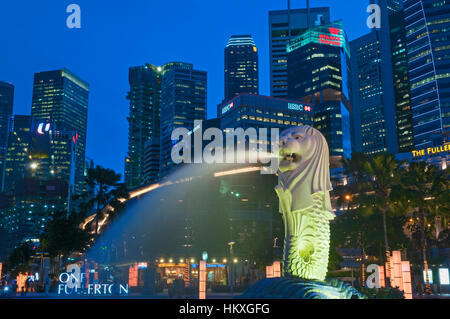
[{"left": 85, "top": 149, "right": 277, "bottom": 265}]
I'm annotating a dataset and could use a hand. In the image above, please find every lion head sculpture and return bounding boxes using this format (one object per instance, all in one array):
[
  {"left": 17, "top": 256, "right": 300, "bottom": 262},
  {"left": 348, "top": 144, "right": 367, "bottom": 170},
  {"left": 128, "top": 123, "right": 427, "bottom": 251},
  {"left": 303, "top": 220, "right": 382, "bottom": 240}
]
[
  {"left": 277, "top": 125, "right": 333, "bottom": 214},
  {"left": 275, "top": 125, "right": 335, "bottom": 280}
]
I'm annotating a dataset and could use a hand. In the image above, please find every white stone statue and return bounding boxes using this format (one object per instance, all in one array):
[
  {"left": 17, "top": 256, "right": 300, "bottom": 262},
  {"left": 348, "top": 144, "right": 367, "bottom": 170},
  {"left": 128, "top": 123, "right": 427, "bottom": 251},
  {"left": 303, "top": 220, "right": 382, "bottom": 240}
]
[{"left": 276, "top": 125, "right": 335, "bottom": 281}]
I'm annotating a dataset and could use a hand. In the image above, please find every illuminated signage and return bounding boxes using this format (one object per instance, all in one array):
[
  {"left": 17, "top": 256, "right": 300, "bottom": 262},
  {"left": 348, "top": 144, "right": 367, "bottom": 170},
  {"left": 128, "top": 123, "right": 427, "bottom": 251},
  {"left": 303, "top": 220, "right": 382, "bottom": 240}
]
[
  {"left": 440, "top": 268, "right": 449, "bottom": 285},
  {"left": 37, "top": 123, "right": 51, "bottom": 135},
  {"left": 412, "top": 143, "right": 449, "bottom": 157},
  {"left": 288, "top": 103, "right": 312, "bottom": 112},
  {"left": 423, "top": 270, "right": 433, "bottom": 285},
  {"left": 318, "top": 28, "right": 342, "bottom": 46},
  {"left": 287, "top": 21, "right": 350, "bottom": 57},
  {"left": 222, "top": 102, "right": 234, "bottom": 115},
  {"left": 138, "top": 262, "right": 148, "bottom": 269},
  {"left": 73, "top": 133, "right": 79, "bottom": 144},
  {"left": 57, "top": 264, "right": 128, "bottom": 296}
]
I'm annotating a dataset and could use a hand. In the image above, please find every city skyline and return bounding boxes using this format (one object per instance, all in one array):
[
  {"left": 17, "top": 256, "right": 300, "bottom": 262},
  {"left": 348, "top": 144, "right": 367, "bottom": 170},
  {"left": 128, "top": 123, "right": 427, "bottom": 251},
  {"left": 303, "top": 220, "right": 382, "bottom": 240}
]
[{"left": 0, "top": 0, "right": 369, "bottom": 177}]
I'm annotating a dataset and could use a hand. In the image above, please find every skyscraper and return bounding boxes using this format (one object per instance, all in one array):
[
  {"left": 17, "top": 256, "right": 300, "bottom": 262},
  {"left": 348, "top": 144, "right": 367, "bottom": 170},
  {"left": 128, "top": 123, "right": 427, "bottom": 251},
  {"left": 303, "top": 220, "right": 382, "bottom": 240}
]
[
  {"left": 350, "top": 1, "right": 414, "bottom": 155},
  {"left": 269, "top": 7, "right": 330, "bottom": 98},
  {"left": 3, "top": 116, "right": 75, "bottom": 200},
  {"left": 159, "top": 63, "right": 207, "bottom": 178},
  {"left": 287, "top": 21, "right": 352, "bottom": 160},
  {"left": 224, "top": 35, "right": 259, "bottom": 101},
  {"left": 143, "top": 138, "right": 160, "bottom": 185},
  {"left": 1, "top": 115, "right": 73, "bottom": 249},
  {"left": 389, "top": 7, "right": 415, "bottom": 152},
  {"left": 3, "top": 115, "right": 32, "bottom": 194},
  {"left": 404, "top": 0, "right": 450, "bottom": 147},
  {"left": 31, "top": 69, "right": 89, "bottom": 195},
  {"left": 125, "top": 64, "right": 163, "bottom": 189},
  {"left": 350, "top": 31, "right": 399, "bottom": 155},
  {"left": 0, "top": 81, "right": 14, "bottom": 191}
]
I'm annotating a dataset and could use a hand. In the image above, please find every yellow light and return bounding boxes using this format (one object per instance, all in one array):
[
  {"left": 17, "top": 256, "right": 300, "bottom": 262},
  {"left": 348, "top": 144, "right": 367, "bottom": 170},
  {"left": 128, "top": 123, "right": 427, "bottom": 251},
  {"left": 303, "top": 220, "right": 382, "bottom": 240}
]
[
  {"left": 233, "top": 258, "right": 238, "bottom": 263},
  {"left": 212, "top": 259, "right": 216, "bottom": 263},
  {"left": 190, "top": 258, "right": 195, "bottom": 263},
  {"left": 223, "top": 259, "right": 227, "bottom": 263},
  {"left": 169, "top": 259, "right": 173, "bottom": 263},
  {"left": 214, "top": 166, "right": 260, "bottom": 177},
  {"left": 345, "top": 195, "right": 351, "bottom": 200}
]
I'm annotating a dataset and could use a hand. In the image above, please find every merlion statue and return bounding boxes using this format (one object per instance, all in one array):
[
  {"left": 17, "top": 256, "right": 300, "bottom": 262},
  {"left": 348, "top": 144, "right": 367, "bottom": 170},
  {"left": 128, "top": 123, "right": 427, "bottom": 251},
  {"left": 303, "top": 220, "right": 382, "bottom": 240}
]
[
  {"left": 275, "top": 125, "right": 335, "bottom": 281},
  {"left": 239, "top": 126, "right": 366, "bottom": 299}
]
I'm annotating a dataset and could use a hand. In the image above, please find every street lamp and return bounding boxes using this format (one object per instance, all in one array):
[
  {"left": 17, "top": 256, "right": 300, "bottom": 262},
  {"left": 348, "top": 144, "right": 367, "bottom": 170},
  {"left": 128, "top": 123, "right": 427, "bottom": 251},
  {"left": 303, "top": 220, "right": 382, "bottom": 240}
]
[{"left": 228, "top": 241, "right": 235, "bottom": 295}]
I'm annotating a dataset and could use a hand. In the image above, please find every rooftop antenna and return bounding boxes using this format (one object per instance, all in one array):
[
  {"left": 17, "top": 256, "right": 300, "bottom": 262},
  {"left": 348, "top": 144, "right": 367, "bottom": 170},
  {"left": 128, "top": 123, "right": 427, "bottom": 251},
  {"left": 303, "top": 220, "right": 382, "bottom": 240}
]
[
  {"left": 288, "top": 0, "right": 291, "bottom": 38},
  {"left": 307, "top": 0, "right": 310, "bottom": 28}
]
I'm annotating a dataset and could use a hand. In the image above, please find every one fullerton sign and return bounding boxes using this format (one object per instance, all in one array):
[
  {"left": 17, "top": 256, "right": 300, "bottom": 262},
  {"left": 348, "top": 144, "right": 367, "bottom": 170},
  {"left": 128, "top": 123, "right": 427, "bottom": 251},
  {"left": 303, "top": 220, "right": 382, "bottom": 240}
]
[{"left": 57, "top": 264, "right": 129, "bottom": 296}]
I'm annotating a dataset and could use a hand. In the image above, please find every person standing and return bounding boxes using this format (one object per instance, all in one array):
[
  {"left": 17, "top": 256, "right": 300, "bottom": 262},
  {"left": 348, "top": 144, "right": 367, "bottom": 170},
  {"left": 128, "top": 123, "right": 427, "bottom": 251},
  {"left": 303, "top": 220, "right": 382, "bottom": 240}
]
[{"left": 44, "top": 274, "right": 51, "bottom": 296}]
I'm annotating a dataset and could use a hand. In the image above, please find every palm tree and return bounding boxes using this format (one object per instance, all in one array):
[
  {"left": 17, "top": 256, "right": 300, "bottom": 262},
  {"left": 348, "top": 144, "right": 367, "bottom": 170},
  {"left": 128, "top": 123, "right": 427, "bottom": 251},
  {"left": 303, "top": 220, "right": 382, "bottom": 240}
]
[
  {"left": 83, "top": 166, "right": 128, "bottom": 236},
  {"left": 394, "top": 162, "right": 449, "bottom": 294},
  {"left": 341, "top": 152, "right": 370, "bottom": 282},
  {"left": 358, "top": 153, "right": 403, "bottom": 284},
  {"left": 40, "top": 210, "right": 92, "bottom": 272},
  {"left": 343, "top": 152, "right": 369, "bottom": 187}
]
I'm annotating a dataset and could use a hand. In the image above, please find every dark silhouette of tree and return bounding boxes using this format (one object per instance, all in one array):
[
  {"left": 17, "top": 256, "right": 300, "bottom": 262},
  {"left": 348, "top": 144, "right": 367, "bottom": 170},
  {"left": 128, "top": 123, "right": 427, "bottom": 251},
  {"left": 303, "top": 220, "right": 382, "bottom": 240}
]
[
  {"left": 392, "top": 161, "right": 449, "bottom": 294},
  {"left": 39, "top": 211, "right": 92, "bottom": 267},
  {"left": 82, "top": 166, "right": 128, "bottom": 235}
]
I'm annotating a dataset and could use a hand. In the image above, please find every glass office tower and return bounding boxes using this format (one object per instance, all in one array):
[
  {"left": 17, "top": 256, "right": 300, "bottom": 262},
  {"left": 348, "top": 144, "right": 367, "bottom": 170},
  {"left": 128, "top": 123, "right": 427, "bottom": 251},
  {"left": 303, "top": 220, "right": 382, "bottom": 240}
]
[
  {"left": 31, "top": 69, "right": 89, "bottom": 195},
  {"left": 269, "top": 7, "right": 330, "bottom": 98},
  {"left": 390, "top": 8, "right": 415, "bottom": 152},
  {"left": 3, "top": 115, "right": 32, "bottom": 194},
  {"left": 287, "top": 21, "right": 352, "bottom": 160},
  {"left": 125, "top": 64, "right": 163, "bottom": 189},
  {"left": 0, "top": 81, "right": 14, "bottom": 191},
  {"left": 159, "top": 63, "right": 207, "bottom": 178},
  {"left": 404, "top": 0, "right": 450, "bottom": 147},
  {"left": 350, "top": 29, "right": 401, "bottom": 155},
  {"left": 224, "top": 35, "right": 259, "bottom": 101}
]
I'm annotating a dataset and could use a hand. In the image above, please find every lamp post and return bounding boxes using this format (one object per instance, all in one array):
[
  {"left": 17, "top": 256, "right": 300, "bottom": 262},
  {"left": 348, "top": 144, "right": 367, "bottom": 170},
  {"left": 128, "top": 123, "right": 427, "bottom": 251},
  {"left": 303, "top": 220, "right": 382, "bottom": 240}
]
[{"left": 228, "top": 241, "right": 235, "bottom": 295}]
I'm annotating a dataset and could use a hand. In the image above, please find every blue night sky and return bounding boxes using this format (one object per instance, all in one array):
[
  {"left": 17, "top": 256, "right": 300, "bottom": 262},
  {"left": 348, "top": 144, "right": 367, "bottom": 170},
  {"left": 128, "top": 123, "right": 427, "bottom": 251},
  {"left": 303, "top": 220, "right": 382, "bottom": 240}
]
[{"left": 0, "top": 0, "right": 370, "bottom": 178}]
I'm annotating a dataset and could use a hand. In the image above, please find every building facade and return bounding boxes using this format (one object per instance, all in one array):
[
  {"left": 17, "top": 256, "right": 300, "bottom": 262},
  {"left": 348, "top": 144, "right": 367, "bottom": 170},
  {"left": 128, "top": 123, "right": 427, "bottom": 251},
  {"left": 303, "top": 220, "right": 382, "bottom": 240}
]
[
  {"left": 3, "top": 115, "right": 33, "bottom": 194},
  {"left": 218, "top": 94, "right": 313, "bottom": 137},
  {"left": 125, "top": 64, "right": 163, "bottom": 189},
  {"left": 350, "top": 30, "right": 399, "bottom": 155},
  {"left": 269, "top": 7, "right": 330, "bottom": 98},
  {"left": 404, "top": 0, "right": 450, "bottom": 147},
  {"left": 143, "top": 138, "right": 160, "bottom": 185},
  {"left": 224, "top": 35, "right": 259, "bottom": 102},
  {"left": 390, "top": 7, "right": 415, "bottom": 153},
  {"left": 31, "top": 69, "right": 89, "bottom": 195},
  {"left": 159, "top": 63, "right": 207, "bottom": 179},
  {"left": 287, "top": 21, "right": 352, "bottom": 159},
  {"left": 0, "top": 82, "right": 14, "bottom": 192}
]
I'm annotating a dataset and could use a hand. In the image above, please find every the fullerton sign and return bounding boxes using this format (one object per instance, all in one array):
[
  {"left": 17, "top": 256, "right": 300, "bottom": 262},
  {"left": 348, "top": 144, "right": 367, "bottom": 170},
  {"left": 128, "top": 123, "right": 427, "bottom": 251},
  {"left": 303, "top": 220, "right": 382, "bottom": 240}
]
[{"left": 412, "top": 144, "right": 449, "bottom": 158}]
